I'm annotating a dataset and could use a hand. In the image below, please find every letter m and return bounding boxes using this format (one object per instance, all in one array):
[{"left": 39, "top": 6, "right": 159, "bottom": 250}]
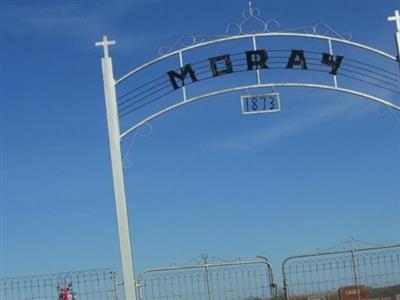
[{"left": 167, "top": 64, "right": 198, "bottom": 90}]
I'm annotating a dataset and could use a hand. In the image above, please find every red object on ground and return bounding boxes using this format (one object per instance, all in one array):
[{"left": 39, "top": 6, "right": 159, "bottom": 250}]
[
  {"left": 338, "top": 285, "right": 368, "bottom": 300},
  {"left": 58, "top": 287, "right": 72, "bottom": 300}
]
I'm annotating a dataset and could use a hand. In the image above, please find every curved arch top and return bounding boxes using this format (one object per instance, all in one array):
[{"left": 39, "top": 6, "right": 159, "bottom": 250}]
[
  {"left": 120, "top": 82, "right": 400, "bottom": 140},
  {"left": 115, "top": 32, "right": 398, "bottom": 85}
]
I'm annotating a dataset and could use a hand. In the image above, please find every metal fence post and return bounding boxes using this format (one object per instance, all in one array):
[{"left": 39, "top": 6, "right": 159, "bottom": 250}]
[
  {"left": 350, "top": 249, "right": 360, "bottom": 300},
  {"left": 282, "top": 259, "right": 289, "bottom": 300},
  {"left": 257, "top": 256, "right": 278, "bottom": 300},
  {"left": 112, "top": 271, "right": 119, "bottom": 300},
  {"left": 202, "top": 254, "right": 213, "bottom": 300},
  {"left": 136, "top": 283, "right": 143, "bottom": 300}
]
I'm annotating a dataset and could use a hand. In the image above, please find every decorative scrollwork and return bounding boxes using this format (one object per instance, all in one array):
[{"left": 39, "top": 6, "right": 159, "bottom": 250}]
[
  {"left": 122, "top": 123, "right": 153, "bottom": 168},
  {"left": 158, "top": 1, "right": 352, "bottom": 55},
  {"left": 278, "top": 23, "right": 352, "bottom": 40},
  {"left": 225, "top": 1, "right": 352, "bottom": 40},
  {"left": 159, "top": 33, "right": 197, "bottom": 55},
  {"left": 158, "top": 33, "right": 226, "bottom": 55},
  {"left": 305, "top": 23, "right": 352, "bottom": 40},
  {"left": 226, "top": 1, "right": 280, "bottom": 34}
]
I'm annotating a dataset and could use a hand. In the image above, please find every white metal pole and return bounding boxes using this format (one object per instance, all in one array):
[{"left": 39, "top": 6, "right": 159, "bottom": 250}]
[
  {"left": 251, "top": 36, "right": 261, "bottom": 85},
  {"left": 96, "top": 36, "right": 137, "bottom": 300},
  {"left": 328, "top": 39, "right": 338, "bottom": 88},
  {"left": 388, "top": 10, "right": 400, "bottom": 60}
]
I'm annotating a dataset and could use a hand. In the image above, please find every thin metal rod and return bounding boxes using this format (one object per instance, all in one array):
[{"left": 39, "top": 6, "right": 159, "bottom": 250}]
[
  {"left": 282, "top": 262, "right": 289, "bottom": 300},
  {"left": 120, "top": 83, "right": 400, "bottom": 139},
  {"left": 252, "top": 36, "right": 261, "bottom": 85},
  {"left": 282, "top": 243, "right": 400, "bottom": 263},
  {"left": 204, "top": 264, "right": 212, "bottom": 300},
  {"left": 178, "top": 51, "right": 187, "bottom": 101},
  {"left": 257, "top": 256, "right": 278, "bottom": 300},
  {"left": 138, "top": 259, "right": 273, "bottom": 277},
  {"left": 350, "top": 250, "right": 360, "bottom": 300},
  {"left": 328, "top": 39, "right": 338, "bottom": 88},
  {"left": 115, "top": 32, "right": 396, "bottom": 85}
]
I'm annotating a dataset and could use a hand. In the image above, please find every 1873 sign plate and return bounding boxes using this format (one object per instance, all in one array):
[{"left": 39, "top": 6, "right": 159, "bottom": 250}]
[{"left": 241, "top": 93, "right": 281, "bottom": 115}]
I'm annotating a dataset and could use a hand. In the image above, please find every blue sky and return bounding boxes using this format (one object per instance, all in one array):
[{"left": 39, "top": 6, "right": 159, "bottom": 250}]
[{"left": 1, "top": 0, "right": 400, "bottom": 284}]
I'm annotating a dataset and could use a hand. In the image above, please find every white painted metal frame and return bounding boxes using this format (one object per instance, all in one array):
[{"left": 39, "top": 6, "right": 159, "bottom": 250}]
[
  {"left": 116, "top": 32, "right": 397, "bottom": 85},
  {"left": 97, "top": 16, "right": 400, "bottom": 300},
  {"left": 117, "top": 32, "right": 400, "bottom": 139},
  {"left": 121, "top": 83, "right": 399, "bottom": 139}
]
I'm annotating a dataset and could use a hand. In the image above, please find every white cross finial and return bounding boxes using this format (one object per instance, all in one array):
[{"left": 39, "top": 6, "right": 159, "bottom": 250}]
[
  {"left": 388, "top": 10, "right": 400, "bottom": 31},
  {"left": 95, "top": 35, "right": 116, "bottom": 58}
]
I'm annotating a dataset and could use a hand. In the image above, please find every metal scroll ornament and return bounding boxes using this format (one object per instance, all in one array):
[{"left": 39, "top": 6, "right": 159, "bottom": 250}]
[
  {"left": 159, "top": 1, "right": 352, "bottom": 55},
  {"left": 226, "top": 1, "right": 280, "bottom": 34}
]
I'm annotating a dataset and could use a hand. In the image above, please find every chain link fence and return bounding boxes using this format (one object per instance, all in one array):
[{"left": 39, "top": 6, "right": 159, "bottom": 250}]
[
  {"left": 282, "top": 244, "right": 400, "bottom": 300},
  {"left": 0, "top": 269, "right": 118, "bottom": 300},
  {"left": 136, "top": 256, "right": 277, "bottom": 300}
]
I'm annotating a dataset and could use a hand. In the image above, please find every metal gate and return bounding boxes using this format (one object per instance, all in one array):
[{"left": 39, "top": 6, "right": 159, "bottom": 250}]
[
  {"left": 136, "top": 256, "right": 277, "bottom": 300},
  {"left": 282, "top": 244, "right": 400, "bottom": 300},
  {"left": 0, "top": 269, "right": 118, "bottom": 300}
]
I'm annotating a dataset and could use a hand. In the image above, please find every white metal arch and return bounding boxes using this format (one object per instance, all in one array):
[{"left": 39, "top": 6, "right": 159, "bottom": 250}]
[
  {"left": 120, "top": 82, "right": 400, "bottom": 139},
  {"left": 116, "top": 32, "right": 399, "bottom": 141},
  {"left": 115, "top": 32, "right": 397, "bottom": 85}
]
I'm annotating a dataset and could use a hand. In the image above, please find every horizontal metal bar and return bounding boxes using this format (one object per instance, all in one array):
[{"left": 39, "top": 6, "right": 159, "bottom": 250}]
[
  {"left": 115, "top": 33, "right": 397, "bottom": 85},
  {"left": 281, "top": 243, "right": 400, "bottom": 266},
  {"left": 120, "top": 83, "right": 400, "bottom": 140},
  {"left": 138, "top": 259, "right": 272, "bottom": 280},
  {"left": 0, "top": 268, "right": 115, "bottom": 281}
]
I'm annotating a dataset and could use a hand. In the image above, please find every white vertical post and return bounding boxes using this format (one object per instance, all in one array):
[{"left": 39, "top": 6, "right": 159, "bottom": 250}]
[
  {"left": 252, "top": 36, "right": 261, "bottom": 85},
  {"left": 96, "top": 36, "right": 137, "bottom": 300},
  {"left": 202, "top": 254, "right": 212, "bottom": 300},
  {"left": 388, "top": 10, "right": 400, "bottom": 60},
  {"left": 328, "top": 39, "right": 338, "bottom": 88},
  {"left": 178, "top": 51, "right": 187, "bottom": 101}
]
